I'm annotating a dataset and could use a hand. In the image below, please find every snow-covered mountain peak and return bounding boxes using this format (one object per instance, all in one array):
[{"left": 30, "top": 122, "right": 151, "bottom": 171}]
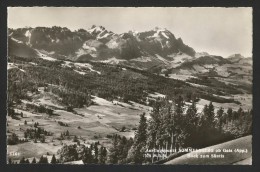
[
  {"left": 227, "top": 54, "right": 245, "bottom": 59},
  {"left": 195, "top": 52, "right": 210, "bottom": 58},
  {"left": 153, "top": 27, "right": 167, "bottom": 31},
  {"left": 88, "top": 25, "right": 106, "bottom": 34}
]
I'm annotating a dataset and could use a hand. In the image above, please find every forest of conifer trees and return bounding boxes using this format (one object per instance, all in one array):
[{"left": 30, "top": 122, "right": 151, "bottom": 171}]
[{"left": 124, "top": 96, "right": 252, "bottom": 164}]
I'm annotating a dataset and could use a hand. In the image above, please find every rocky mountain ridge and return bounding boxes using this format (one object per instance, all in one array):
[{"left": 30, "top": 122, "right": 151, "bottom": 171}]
[{"left": 8, "top": 25, "right": 252, "bottom": 79}]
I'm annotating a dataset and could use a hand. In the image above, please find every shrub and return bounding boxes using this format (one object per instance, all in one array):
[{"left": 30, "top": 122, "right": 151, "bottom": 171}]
[
  {"left": 7, "top": 133, "right": 19, "bottom": 145},
  {"left": 121, "top": 126, "right": 126, "bottom": 132},
  {"left": 57, "top": 144, "right": 78, "bottom": 163}
]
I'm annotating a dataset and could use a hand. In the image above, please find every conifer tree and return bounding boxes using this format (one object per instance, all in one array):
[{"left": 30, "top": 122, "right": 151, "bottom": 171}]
[
  {"left": 19, "top": 157, "right": 26, "bottom": 164},
  {"left": 161, "top": 100, "right": 173, "bottom": 151},
  {"left": 199, "top": 104, "right": 210, "bottom": 140},
  {"left": 246, "top": 109, "right": 253, "bottom": 133},
  {"left": 133, "top": 113, "right": 147, "bottom": 164},
  {"left": 117, "top": 136, "right": 129, "bottom": 163},
  {"left": 208, "top": 102, "right": 215, "bottom": 125},
  {"left": 31, "top": 157, "right": 36, "bottom": 164},
  {"left": 237, "top": 107, "right": 244, "bottom": 123},
  {"left": 98, "top": 146, "right": 107, "bottom": 164},
  {"left": 185, "top": 99, "right": 199, "bottom": 146},
  {"left": 73, "top": 135, "right": 78, "bottom": 142},
  {"left": 66, "top": 130, "right": 69, "bottom": 136},
  {"left": 38, "top": 155, "right": 48, "bottom": 164},
  {"left": 147, "top": 101, "right": 161, "bottom": 149},
  {"left": 217, "top": 107, "right": 224, "bottom": 131},
  {"left": 40, "top": 135, "right": 45, "bottom": 143},
  {"left": 8, "top": 158, "right": 12, "bottom": 164},
  {"left": 93, "top": 143, "right": 99, "bottom": 164},
  {"left": 109, "top": 134, "right": 119, "bottom": 164},
  {"left": 227, "top": 108, "right": 233, "bottom": 122},
  {"left": 203, "top": 104, "right": 209, "bottom": 118},
  {"left": 51, "top": 155, "right": 57, "bottom": 164},
  {"left": 173, "top": 96, "right": 186, "bottom": 149}
]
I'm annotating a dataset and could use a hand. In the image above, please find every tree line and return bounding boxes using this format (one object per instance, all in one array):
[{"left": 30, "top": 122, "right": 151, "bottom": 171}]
[
  {"left": 57, "top": 142, "right": 107, "bottom": 164},
  {"left": 130, "top": 96, "right": 252, "bottom": 164},
  {"left": 8, "top": 55, "right": 241, "bottom": 110},
  {"left": 9, "top": 154, "right": 58, "bottom": 164}
]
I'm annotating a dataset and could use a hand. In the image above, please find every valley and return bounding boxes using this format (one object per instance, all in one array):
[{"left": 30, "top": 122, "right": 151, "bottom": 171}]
[{"left": 7, "top": 25, "right": 252, "bottom": 165}]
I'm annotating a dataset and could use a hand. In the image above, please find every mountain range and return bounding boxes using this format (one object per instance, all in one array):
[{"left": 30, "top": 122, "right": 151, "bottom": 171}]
[{"left": 8, "top": 25, "right": 252, "bottom": 80}]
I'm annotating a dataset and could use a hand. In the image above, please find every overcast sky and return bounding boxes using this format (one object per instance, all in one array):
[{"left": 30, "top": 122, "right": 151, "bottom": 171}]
[{"left": 8, "top": 7, "right": 252, "bottom": 57}]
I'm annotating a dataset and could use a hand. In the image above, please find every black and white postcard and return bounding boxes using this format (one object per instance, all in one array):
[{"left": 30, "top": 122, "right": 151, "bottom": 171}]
[{"left": 6, "top": 7, "right": 253, "bottom": 165}]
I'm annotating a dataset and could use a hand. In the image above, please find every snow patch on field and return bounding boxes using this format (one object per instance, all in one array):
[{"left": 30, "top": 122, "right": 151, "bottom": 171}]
[
  {"left": 168, "top": 53, "right": 193, "bottom": 65},
  {"left": 215, "top": 65, "right": 230, "bottom": 77},
  {"left": 178, "top": 69, "right": 195, "bottom": 75},
  {"left": 168, "top": 74, "right": 197, "bottom": 81},
  {"left": 106, "top": 40, "right": 119, "bottom": 49},
  {"left": 7, "top": 63, "right": 17, "bottom": 70},
  {"left": 204, "top": 64, "right": 217, "bottom": 69},
  {"left": 130, "top": 56, "right": 152, "bottom": 62},
  {"left": 73, "top": 70, "right": 86, "bottom": 75},
  {"left": 11, "top": 37, "right": 23, "bottom": 44},
  {"left": 155, "top": 54, "right": 169, "bottom": 64},
  {"left": 148, "top": 92, "right": 166, "bottom": 98},
  {"left": 193, "top": 64, "right": 208, "bottom": 73},
  {"left": 161, "top": 32, "right": 169, "bottom": 39},
  {"left": 36, "top": 50, "right": 57, "bottom": 61},
  {"left": 19, "top": 69, "right": 26, "bottom": 73},
  {"left": 212, "top": 94, "right": 233, "bottom": 99},
  {"left": 14, "top": 109, "right": 42, "bottom": 117},
  {"left": 82, "top": 44, "right": 97, "bottom": 51},
  {"left": 74, "top": 63, "right": 101, "bottom": 74},
  {"left": 186, "top": 82, "right": 208, "bottom": 88},
  {"left": 29, "top": 62, "right": 37, "bottom": 66},
  {"left": 101, "top": 57, "right": 127, "bottom": 65},
  {"left": 8, "top": 63, "right": 27, "bottom": 73},
  {"left": 74, "top": 62, "right": 92, "bottom": 68},
  {"left": 92, "top": 96, "right": 114, "bottom": 106},
  {"left": 61, "top": 61, "right": 73, "bottom": 68}
]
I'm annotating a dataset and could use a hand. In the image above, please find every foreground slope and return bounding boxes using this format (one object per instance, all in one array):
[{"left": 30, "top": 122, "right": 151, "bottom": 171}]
[{"left": 164, "top": 135, "right": 252, "bottom": 165}]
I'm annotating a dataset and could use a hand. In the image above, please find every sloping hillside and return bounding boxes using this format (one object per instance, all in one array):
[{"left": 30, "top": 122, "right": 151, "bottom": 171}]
[
  {"left": 8, "top": 37, "right": 38, "bottom": 58},
  {"left": 164, "top": 135, "right": 252, "bottom": 165}
]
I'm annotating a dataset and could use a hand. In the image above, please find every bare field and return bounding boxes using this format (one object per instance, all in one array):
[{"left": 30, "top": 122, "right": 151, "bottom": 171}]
[
  {"left": 197, "top": 93, "right": 252, "bottom": 113},
  {"left": 7, "top": 82, "right": 251, "bottom": 162},
  {"left": 7, "top": 96, "right": 150, "bottom": 160},
  {"left": 7, "top": 91, "right": 251, "bottom": 161}
]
